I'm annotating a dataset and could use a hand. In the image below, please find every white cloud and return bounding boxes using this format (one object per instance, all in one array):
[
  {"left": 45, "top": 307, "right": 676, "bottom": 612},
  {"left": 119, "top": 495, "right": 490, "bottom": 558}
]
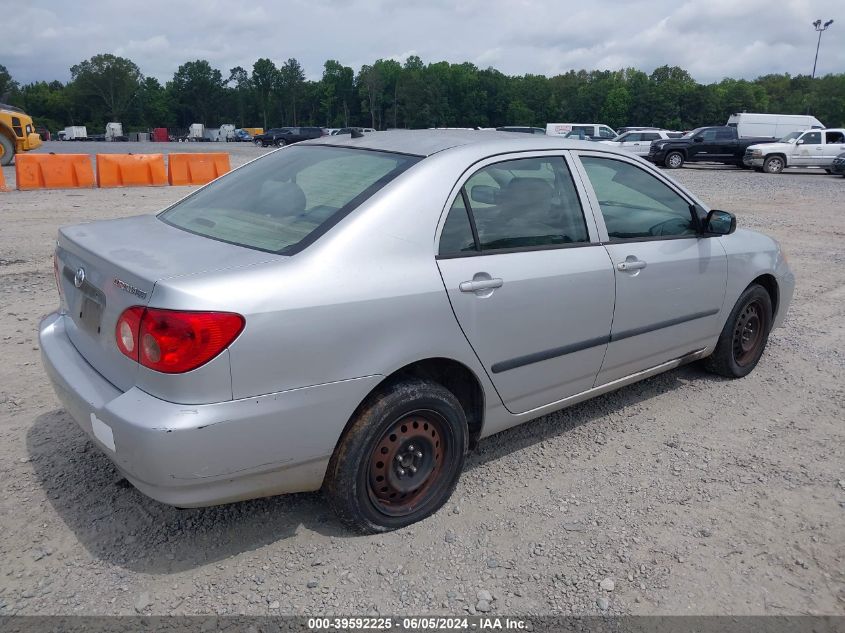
[{"left": 1, "top": 0, "right": 842, "bottom": 84}]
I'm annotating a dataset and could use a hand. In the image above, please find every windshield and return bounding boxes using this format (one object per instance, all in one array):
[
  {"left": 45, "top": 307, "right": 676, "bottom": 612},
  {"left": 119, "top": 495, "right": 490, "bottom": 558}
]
[
  {"left": 779, "top": 131, "right": 802, "bottom": 143},
  {"left": 159, "top": 145, "right": 420, "bottom": 254},
  {"left": 682, "top": 127, "right": 706, "bottom": 139}
]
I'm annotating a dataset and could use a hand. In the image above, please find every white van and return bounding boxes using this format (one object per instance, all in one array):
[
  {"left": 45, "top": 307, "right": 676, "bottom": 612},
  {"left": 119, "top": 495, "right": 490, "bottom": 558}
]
[
  {"left": 726, "top": 113, "right": 824, "bottom": 139},
  {"left": 545, "top": 123, "right": 617, "bottom": 140}
]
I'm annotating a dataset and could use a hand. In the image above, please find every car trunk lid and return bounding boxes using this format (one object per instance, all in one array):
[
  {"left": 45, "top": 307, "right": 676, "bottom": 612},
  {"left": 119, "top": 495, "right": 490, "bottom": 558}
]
[{"left": 56, "top": 214, "right": 276, "bottom": 391}]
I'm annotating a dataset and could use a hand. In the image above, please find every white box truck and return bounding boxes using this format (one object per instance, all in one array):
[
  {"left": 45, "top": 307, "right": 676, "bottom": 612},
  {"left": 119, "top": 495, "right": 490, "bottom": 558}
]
[
  {"left": 59, "top": 126, "right": 87, "bottom": 141},
  {"left": 105, "top": 122, "right": 125, "bottom": 141},
  {"left": 726, "top": 113, "right": 824, "bottom": 139},
  {"left": 185, "top": 123, "right": 206, "bottom": 142},
  {"left": 545, "top": 123, "right": 617, "bottom": 140},
  {"left": 203, "top": 124, "right": 236, "bottom": 142}
]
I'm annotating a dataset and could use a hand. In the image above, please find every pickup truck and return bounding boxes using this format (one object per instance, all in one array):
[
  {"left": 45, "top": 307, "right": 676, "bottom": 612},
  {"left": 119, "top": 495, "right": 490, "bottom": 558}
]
[
  {"left": 647, "top": 126, "right": 775, "bottom": 169},
  {"left": 743, "top": 128, "right": 845, "bottom": 173}
]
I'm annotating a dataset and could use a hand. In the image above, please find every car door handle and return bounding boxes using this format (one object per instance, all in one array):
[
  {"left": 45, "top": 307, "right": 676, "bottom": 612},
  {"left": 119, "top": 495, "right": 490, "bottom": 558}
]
[
  {"left": 459, "top": 278, "right": 503, "bottom": 292},
  {"left": 617, "top": 259, "right": 647, "bottom": 272}
]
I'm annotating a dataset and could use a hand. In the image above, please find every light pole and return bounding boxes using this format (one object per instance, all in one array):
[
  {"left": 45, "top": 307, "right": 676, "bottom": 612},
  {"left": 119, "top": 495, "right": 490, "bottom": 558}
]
[{"left": 812, "top": 19, "right": 834, "bottom": 79}]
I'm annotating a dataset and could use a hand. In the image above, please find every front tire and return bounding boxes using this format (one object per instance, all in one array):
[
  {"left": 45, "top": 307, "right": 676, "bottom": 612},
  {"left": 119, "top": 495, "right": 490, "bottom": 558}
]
[
  {"left": 704, "top": 284, "right": 773, "bottom": 378},
  {"left": 664, "top": 151, "right": 684, "bottom": 169},
  {"left": 325, "top": 379, "right": 468, "bottom": 533},
  {"left": 0, "top": 134, "right": 14, "bottom": 166},
  {"left": 763, "top": 156, "right": 785, "bottom": 174}
]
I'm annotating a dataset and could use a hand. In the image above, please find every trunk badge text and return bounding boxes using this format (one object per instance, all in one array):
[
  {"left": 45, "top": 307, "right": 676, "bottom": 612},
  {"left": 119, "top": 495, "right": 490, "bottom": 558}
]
[
  {"left": 74, "top": 268, "right": 85, "bottom": 288},
  {"left": 113, "top": 278, "right": 148, "bottom": 300}
]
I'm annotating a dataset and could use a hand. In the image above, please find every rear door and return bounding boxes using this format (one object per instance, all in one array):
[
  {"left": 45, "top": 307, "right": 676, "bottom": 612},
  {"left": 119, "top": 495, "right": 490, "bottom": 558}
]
[
  {"left": 821, "top": 130, "right": 845, "bottom": 165},
  {"left": 436, "top": 152, "right": 615, "bottom": 414},
  {"left": 573, "top": 151, "right": 727, "bottom": 384}
]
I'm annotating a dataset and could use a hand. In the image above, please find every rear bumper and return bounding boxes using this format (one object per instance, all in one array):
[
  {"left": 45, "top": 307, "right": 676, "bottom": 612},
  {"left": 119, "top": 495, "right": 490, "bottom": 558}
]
[{"left": 39, "top": 312, "right": 380, "bottom": 507}]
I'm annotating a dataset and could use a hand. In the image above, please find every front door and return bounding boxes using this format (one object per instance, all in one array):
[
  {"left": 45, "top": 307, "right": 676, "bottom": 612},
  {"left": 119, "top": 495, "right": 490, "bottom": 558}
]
[
  {"left": 436, "top": 153, "right": 615, "bottom": 414},
  {"left": 575, "top": 152, "right": 728, "bottom": 384},
  {"left": 793, "top": 130, "right": 824, "bottom": 166}
]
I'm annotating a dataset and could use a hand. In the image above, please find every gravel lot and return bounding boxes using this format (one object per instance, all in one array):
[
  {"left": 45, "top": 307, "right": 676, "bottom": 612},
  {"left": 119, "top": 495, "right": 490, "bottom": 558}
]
[{"left": 0, "top": 142, "right": 843, "bottom": 617}]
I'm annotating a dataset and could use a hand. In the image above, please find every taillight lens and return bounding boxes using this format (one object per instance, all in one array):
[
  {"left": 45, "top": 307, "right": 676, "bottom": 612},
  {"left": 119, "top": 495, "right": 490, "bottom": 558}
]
[
  {"left": 115, "top": 306, "right": 144, "bottom": 357},
  {"left": 115, "top": 307, "right": 244, "bottom": 374}
]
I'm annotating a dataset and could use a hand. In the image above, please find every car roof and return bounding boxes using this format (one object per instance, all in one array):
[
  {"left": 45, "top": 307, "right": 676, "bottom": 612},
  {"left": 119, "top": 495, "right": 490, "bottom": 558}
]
[{"left": 302, "top": 129, "right": 604, "bottom": 157}]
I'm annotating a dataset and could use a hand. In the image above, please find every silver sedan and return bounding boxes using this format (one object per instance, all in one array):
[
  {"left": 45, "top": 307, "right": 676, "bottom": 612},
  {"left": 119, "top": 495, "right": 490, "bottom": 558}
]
[{"left": 40, "top": 131, "right": 794, "bottom": 532}]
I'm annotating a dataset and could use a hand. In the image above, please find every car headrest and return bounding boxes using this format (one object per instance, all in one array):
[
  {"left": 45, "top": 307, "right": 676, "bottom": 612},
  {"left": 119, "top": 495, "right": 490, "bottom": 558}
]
[
  {"left": 256, "top": 180, "right": 307, "bottom": 218},
  {"left": 499, "top": 178, "right": 553, "bottom": 215}
]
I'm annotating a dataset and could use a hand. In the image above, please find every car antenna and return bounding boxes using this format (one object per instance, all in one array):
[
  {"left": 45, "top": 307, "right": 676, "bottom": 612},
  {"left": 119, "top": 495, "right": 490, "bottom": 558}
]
[{"left": 350, "top": 128, "right": 364, "bottom": 138}]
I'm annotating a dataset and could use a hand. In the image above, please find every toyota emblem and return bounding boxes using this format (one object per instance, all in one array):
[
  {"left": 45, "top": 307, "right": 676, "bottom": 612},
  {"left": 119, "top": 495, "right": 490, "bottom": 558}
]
[{"left": 74, "top": 267, "right": 85, "bottom": 288}]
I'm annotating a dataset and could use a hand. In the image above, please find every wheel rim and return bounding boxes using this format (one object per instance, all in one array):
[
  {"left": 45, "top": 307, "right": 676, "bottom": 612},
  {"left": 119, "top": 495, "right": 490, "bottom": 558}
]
[
  {"left": 367, "top": 410, "right": 447, "bottom": 517},
  {"left": 668, "top": 153, "right": 682, "bottom": 168},
  {"left": 732, "top": 300, "right": 765, "bottom": 367},
  {"left": 767, "top": 158, "right": 783, "bottom": 173}
]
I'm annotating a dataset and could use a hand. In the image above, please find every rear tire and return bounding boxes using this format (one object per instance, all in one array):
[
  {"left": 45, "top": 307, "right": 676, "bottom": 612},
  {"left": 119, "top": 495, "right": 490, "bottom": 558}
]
[
  {"left": 664, "top": 151, "right": 684, "bottom": 169},
  {"left": 324, "top": 379, "right": 468, "bottom": 533},
  {"left": 763, "top": 156, "right": 785, "bottom": 174},
  {"left": 274, "top": 138, "right": 286, "bottom": 147},
  {"left": 0, "top": 134, "right": 14, "bottom": 166},
  {"left": 704, "top": 284, "right": 773, "bottom": 378}
]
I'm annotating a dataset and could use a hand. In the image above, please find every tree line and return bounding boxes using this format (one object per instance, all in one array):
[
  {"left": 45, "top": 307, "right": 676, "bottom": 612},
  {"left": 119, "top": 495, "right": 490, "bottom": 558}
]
[{"left": 1, "top": 54, "right": 844, "bottom": 134}]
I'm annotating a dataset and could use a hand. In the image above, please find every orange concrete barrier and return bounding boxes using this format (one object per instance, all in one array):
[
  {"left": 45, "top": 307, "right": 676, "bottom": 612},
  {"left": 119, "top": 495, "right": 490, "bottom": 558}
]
[
  {"left": 0, "top": 167, "right": 7, "bottom": 192},
  {"left": 168, "top": 152, "right": 231, "bottom": 186},
  {"left": 15, "top": 154, "right": 95, "bottom": 190},
  {"left": 96, "top": 154, "right": 167, "bottom": 188}
]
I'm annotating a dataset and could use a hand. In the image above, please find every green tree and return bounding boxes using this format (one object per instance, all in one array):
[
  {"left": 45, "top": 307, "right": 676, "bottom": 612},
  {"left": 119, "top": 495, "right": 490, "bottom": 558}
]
[
  {"left": 0, "top": 64, "right": 18, "bottom": 101},
  {"left": 69, "top": 54, "right": 143, "bottom": 120},
  {"left": 170, "top": 60, "right": 224, "bottom": 126},
  {"left": 251, "top": 58, "right": 278, "bottom": 129},
  {"left": 277, "top": 58, "right": 305, "bottom": 125}
]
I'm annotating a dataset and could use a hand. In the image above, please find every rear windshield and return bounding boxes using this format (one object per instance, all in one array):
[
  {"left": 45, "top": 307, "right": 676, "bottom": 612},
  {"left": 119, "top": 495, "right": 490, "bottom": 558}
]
[{"left": 159, "top": 145, "right": 420, "bottom": 254}]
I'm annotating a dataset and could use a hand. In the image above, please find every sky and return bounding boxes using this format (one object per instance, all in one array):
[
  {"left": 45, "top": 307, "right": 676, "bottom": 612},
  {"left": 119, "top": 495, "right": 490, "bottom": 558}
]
[{"left": 1, "top": 0, "right": 843, "bottom": 85}]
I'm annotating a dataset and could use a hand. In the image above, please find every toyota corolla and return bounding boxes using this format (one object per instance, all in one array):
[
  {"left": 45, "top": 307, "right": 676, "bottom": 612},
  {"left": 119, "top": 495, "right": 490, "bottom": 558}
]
[{"left": 40, "top": 131, "right": 794, "bottom": 532}]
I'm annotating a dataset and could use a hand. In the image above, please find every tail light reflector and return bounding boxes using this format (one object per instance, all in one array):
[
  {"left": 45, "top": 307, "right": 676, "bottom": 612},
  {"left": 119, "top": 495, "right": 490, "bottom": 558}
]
[{"left": 115, "top": 307, "right": 244, "bottom": 374}]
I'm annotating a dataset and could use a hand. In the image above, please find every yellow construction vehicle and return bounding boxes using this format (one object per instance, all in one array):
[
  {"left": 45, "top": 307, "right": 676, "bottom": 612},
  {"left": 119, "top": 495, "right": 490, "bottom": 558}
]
[{"left": 1, "top": 103, "right": 42, "bottom": 166}]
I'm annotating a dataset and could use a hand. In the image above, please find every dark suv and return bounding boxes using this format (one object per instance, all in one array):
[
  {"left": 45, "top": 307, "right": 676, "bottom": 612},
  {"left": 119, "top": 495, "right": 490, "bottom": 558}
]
[{"left": 254, "top": 127, "right": 327, "bottom": 147}]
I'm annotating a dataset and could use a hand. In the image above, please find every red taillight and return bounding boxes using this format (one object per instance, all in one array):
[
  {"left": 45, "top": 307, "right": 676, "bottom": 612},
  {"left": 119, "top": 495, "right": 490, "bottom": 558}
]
[
  {"left": 115, "top": 306, "right": 144, "bottom": 358},
  {"left": 115, "top": 307, "right": 244, "bottom": 374}
]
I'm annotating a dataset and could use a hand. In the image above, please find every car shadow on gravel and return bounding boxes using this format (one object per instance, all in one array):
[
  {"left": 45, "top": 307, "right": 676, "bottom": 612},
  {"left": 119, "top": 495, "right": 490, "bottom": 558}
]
[
  {"left": 26, "top": 410, "right": 349, "bottom": 574},
  {"left": 27, "top": 363, "right": 721, "bottom": 574},
  {"left": 465, "top": 363, "right": 722, "bottom": 469}
]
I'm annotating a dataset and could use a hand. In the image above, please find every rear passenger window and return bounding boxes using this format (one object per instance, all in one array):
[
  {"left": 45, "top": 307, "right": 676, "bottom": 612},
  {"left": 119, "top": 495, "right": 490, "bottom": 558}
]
[
  {"left": 438, "top": 195, "right": 477, "bottom": 257},
  {"left": 462, "top": 157, "right": 589, "bottom": 251},
  {"left": 642, "top": 133, "right": 660, "bottom": 141}
]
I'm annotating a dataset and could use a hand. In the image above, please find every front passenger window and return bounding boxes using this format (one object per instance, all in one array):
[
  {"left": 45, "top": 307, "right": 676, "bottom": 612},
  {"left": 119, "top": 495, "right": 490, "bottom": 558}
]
[
  {"left": 802, "top": 132, "right": 822, "bottom": 145},
  {"left": 580, "top": 156, "right": 697, "bottom": 240}
]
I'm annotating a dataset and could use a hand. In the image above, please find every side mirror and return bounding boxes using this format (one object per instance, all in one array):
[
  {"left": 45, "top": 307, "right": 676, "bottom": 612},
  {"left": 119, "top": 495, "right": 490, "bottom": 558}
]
[
  {"left": 693, "top": 136, "right": 704, "bottom": 143},
  {"left": 470, "top": 185, "right": 498, "bottom": 205},
  {"left": 702, "top": 209, "right": 736, "bottom": 236},
  {"left": 796, "top": 139, "right": 804, "bottom": 145}
]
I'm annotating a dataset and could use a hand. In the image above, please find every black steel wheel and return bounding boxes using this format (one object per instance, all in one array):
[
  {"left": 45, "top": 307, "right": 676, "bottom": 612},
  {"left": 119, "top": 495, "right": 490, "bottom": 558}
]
[
  {"left": 325, "top": 379, "right": 467, "bottom": 533},
  {"left": 704, "top": 284, "right": 773, "bottom": 378}
]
